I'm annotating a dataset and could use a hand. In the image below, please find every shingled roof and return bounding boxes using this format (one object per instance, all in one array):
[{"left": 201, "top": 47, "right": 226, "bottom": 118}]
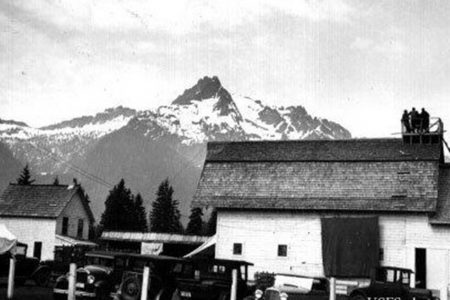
[
  {"left": 206, "top": 138, "right": 443, "bottom": 162},
  {"left": 430, "top": 165, "right": 450, "bottom": 224},
  {"left": 0, "top": 184, "right": 95, "bottom": 222},
  {"left": 193, "top": 138, "right": 444, "bottom": 213}
]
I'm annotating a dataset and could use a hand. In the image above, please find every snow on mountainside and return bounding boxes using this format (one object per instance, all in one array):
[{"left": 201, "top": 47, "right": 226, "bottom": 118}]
[
  {"left": 135, "top": 76, "right": 351, "bottom": 144},
  {"left": 0, "top": 106, "right": 136, "bottom": 172},
  {"left": 0, "top": 76, "right": 351, "bottom": 219}
]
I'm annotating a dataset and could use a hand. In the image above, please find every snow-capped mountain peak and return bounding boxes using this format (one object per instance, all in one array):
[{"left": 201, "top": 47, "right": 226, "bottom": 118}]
[
  {"left": 135, "top": 76, "right": 351, "bottom": 144},
  {"left": 0, "top": 75, "right": 352, "bottom": 220}
]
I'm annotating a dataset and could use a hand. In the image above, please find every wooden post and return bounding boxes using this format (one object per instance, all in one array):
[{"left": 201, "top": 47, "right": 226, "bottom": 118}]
[
  {"left": 141, "top": 266, "right": 150, "bottom": 300},
  {"left": 329, "top": 277, "right": 336, "bottom": 300},
  {"left": 7, "top": 256, "right": 16, "bottom": 300},
  {"left": 68, "top": 263, "right": 77, "bottom": 300},
  {"left": 230, "top": 269, "right": 238, "bottom": 300}
]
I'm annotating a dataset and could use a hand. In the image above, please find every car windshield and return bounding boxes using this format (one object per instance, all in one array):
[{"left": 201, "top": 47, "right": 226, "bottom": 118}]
[
  {"left": 86, "top": 256, "right": 114, "bottom": 267},
  {"left": 376, "top": 268, "right": 411, "bottom": 285},
  {"left": 400, "top": 271, "right": 410, "bottom": 285},
  {"left": 274, "top": 275, "right": 315, "bottom": 292}
]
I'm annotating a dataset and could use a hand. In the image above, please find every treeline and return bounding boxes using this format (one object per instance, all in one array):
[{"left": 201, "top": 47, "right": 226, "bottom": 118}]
[
  {"left": 14, "top": 165, "right": 216, "bottom": 236},
  {"left": 100, "top": 178, "right": 216, "bottom": 236}
]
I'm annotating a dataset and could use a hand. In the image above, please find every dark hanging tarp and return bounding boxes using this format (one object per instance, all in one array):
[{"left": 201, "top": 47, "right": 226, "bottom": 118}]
[{"left": 321, "top": 217, "right": 379, "bottom": 277}]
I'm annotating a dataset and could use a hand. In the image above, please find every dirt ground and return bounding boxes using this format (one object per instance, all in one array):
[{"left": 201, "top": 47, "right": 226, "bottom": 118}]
[{"left": 0, "top": 281, "right": 53, "bottom": 300}]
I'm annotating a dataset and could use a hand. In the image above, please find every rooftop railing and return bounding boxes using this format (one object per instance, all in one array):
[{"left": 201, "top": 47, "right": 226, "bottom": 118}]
[{"left": 401, "top": 117, "right": 443, "bottom": 144}]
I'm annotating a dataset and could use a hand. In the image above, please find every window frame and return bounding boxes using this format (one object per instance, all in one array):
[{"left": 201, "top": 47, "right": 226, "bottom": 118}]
[
  {"left": 77, "top": 219, "right": 84, "bottom": 238},
  {"left": 277, "top": 244, "right": 288, "bottom": 257},
  {"left": 233, "top": 243, "right": 242, "bottom": 255},
  {"left": 62, "top": 217, "right": 69, "bottom": 235}
]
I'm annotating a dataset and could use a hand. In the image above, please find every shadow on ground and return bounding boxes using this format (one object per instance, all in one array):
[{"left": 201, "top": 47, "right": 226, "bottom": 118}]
[{"left": 0, "top": 281, "right": 53, "bottom": 300}]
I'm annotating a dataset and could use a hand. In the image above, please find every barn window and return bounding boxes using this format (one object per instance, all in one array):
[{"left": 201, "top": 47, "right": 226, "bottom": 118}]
[
  {"left": 62, "top": 217, "right": 69, "bottom": 235},
  {"left": 233, "top": 243, "right": 242, "bottom": 255},
  {"left": 379, "top": 248, "right": 384, "bottom": 261},
  {"left": 77, "top": 219, "right": 84, "bottom": 238},
  {"left": 278, "top": 245, "right": 288, "bottom": 257}
]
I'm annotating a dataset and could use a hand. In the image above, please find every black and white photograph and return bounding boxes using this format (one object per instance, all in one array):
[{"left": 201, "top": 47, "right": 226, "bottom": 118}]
[{"left": 1, "top": 1, "right": 450, "bottom": 300}]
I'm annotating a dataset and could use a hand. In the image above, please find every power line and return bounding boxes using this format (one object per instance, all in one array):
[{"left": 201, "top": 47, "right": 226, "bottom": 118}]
[
  {"left": 27, "top": 142, "right": 114, "bottom": 188},
  {"left": 170, "top": 146, "right": 205, "bottom": 183}
]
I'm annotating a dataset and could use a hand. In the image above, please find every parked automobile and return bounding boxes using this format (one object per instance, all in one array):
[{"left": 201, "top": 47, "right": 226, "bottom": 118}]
[
  {"left": 0, "top": 242, "right": 51, "bottom": 287},
  {"left": 41, "top": 245, "right": 96, "bottom": 281},
  {"left": 246, "top": 273, "right": 347, "bottom": 300},
  {"left": 172, "top": 257, "right": 254, "bottom": 300},
  {"left": 349, "top": 266, "right": 439, "bottom": 300},
  {"left": 53, "top": 250, "right": 183, "bottom": 300}
]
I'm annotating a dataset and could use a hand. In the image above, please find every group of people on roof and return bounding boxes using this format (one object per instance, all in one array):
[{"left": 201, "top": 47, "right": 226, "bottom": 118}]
[{"left": 401, "top": 107, "right": 430, "bottom": 133}]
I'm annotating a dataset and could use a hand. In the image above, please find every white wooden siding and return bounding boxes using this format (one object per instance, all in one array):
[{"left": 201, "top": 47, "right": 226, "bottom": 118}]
[
  {"left": 56, "top": 194, "right": 90, "bottom": 239},
  {"left": 0, "top": 218, "right": 56, "bottom": 260},
  {"left": 216, "top": 211, "right": 450, "bottom": 299}
]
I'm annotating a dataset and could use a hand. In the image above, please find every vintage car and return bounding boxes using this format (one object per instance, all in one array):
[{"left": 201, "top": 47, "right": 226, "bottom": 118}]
[
  {"left": 0, "top": 242, "right": 51, "bottom": 286},
  {"left": 247, "top": 273, "right": 347, "bottom": 300},
  {"left": 172, "top": 257, "right": 254, "bottom": 300},
  {"left": 42, "top": 244, "right": 96, "bottom": 281},
  {"left": 53, "top": 250, "right": 183, "bottom": 300},
  {"left": 349, "top": 266, "right": 439, "bottom": 300}
]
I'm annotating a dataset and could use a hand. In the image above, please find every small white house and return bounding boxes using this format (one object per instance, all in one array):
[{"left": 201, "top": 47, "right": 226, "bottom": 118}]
[
  {"left": 0, "top": 183, "right": 95, "bottom": 260},
  {"left": 193, "top": 136, "right": 450, "bottom": 299}
]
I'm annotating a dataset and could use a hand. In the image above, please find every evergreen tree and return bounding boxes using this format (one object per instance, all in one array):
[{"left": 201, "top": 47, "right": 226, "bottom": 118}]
[
  {"left": 149, "top": 179, "right": 183, "bottom": 233},
  {"left": 186, "top": 207, "right": 203, "bottom": 235},
  {"left": 134, "top": 193, "right": 148, "bottom": 232},
  {"left": 53, "top": 176, "right": 60, "bottom": 185},
  {"left": 100, "top": 179, "right": 137, "bottom": 231},
  {"left": 16, "top": 164, "right": 35, "bottom": 185},
  {"left": 206, "top": 209, "right": 217, "bottom": 236}
]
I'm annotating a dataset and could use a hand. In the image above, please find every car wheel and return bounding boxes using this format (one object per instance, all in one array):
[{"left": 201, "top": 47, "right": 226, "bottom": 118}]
[
  {"left": 96, "top": 288, "right": 110, "bottom": 300},
  {"left": 121, "top": 276, "right": 141, "bottom": 300},
  {"left": 170, "top": 289, "right": 181, "bottom": 300},
  {"left": 350, "top": 294, "right": 367, "bottom": 300},
  {"left": 158, "top": 288, "right": 175, "bottom": 300},
  {"left": 34, "top": 269, "right": 51, "bottom": 287},
  {"left": 53, "top": 293, "right": 68, "bottom": 300},
  {"left": 218, "top": 292, "right": 230, "bottom": 300}
]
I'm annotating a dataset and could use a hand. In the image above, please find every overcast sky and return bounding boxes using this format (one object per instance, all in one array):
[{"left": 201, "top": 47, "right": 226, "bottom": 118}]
[{"left": 1, "top": 0, "right": 450, "bottom": 140}]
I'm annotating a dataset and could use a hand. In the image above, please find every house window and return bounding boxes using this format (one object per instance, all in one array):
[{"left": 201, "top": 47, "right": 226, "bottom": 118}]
[
  {"left": 77, "top": 219, "right": 84, "bottom": 238},
  {"left": 62, "top": 217, "right": 69, "bottom": 235},
  {"left": 33, "top": 241, "right": 42, "bottom": 260},
  {"left": 278, "top": 244, "right": 288, "bottom": 257},
  {"left": 379, "top": 248, "right": 384, "bottom": 261},
  {"left": 233, "top": 243, "right": 242, "bottom": 255}
]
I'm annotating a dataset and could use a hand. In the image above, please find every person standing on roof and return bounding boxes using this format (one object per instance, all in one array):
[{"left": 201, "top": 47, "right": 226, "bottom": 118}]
[
  {"left": 420, "top": 108, "right": 430, "bottom": 132},
  {"left": 401, "top": 110, "right": 411, "bottom": 133},
  {"left": 410, "top": 107, "right": 419, "bottom": 132}
]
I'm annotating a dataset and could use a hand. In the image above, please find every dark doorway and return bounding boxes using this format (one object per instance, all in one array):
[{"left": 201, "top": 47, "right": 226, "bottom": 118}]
[
  {"left": 415, "top": 248, "right": 426, "bottom": 288},
  {"left": 33, "top": 242, "right": 42, "bottom": 260}
]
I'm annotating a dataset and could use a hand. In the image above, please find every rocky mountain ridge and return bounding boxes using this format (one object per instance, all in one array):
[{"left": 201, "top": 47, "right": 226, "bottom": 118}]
[{"left": 0, "top": 76, "right": 351, "bottom": 220}]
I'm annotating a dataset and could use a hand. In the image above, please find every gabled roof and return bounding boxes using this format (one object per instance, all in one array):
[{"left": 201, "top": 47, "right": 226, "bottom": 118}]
[
  {"left": 193, "top": 138, "right": 443, "bottom": 213},
  {"left": 0, "top": 184, "right": 95, "bottom": 222},
  {"left": 206, "top": 138, "right": 442, "bottom": 162}
]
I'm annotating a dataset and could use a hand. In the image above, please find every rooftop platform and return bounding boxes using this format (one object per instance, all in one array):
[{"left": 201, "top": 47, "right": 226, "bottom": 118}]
[{"left": 402, "top": 117, "right": 444, "bottom": 144}]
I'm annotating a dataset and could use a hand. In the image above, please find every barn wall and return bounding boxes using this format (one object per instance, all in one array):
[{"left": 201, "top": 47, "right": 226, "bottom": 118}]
[
  {"left": 216, "top": 211, "right": 450, "bottom": 299},
  {"left": 0, "top": 217, "right": 56, "bottom": 260},
  {"left": 216, "top": 211, "right": 324, "bottom": 277}
]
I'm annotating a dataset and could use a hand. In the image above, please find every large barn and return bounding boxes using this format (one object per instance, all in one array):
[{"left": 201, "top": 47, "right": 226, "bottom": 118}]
[{"left": 193, "top": 133, "right": 450, "bottom": 299}]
